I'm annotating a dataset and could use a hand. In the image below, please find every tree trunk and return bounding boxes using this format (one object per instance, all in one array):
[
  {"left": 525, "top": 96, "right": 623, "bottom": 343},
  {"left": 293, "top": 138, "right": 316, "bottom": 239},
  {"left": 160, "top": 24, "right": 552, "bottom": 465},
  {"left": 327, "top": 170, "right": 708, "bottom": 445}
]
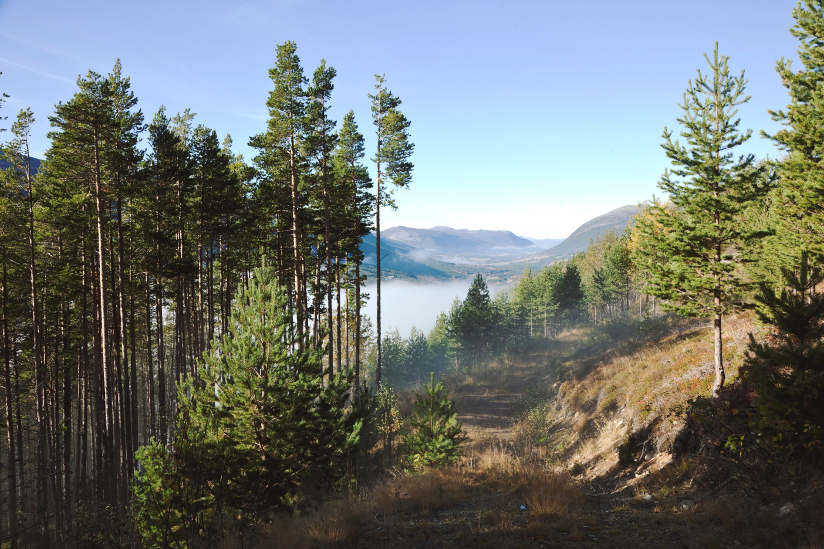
[
  {"left": 289, "top": 131, "right": 304, "bottom": 346},
  {"left": 145, "top": 273, "right": 155, "bottom": 440},
  {"left": 156, "top": 275, "right": 167, "bottom": 446},
  {"left": 712, "top": 308, "right": 724, "bottom": 396},
  {"left": 3, "top": 263, "right": 18, "bottom": 549}
]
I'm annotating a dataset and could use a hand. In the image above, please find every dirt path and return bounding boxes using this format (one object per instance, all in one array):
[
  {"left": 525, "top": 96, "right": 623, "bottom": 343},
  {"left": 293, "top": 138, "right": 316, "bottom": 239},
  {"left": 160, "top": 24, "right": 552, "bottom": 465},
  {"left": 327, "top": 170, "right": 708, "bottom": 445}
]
[
  {"left": 353, "top": 375, "right": 700, "bottom": 548},
  {"left": 455, "top": 391, "right": 520, "bottom": 439}
]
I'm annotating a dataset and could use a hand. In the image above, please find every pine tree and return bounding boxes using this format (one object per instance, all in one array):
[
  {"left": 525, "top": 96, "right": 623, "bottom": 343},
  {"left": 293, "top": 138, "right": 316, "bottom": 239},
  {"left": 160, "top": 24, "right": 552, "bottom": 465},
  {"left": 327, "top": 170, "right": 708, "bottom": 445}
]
[
  {"left": 400, "top": 372, "right": 466, "bottom": 469},
  {"left": 369, "top": 75, "right": 413, "bottom": 386},
  {"left": 638, "top": 44, "right": 766, "bottom": 396},
  {"left": 134, "top": 262, "right": 364, "bottom": 541},
  {"left": 741, "top": 262, "right": 824, "bottom": 453},
  {"left": 334, "top": 111, "right": 373, "bottom": 392},
  {"left": 305, "top": 59, "right": 338, "bottom": 375},
  {"left": 762, "top": 1, "right": 824, "bottom": 271},
  {"left": 265, "top": 42, "right": 308, "bottom": 340},
  {"left": 449, "top": 274, "right": 495, "bottom": 364}
]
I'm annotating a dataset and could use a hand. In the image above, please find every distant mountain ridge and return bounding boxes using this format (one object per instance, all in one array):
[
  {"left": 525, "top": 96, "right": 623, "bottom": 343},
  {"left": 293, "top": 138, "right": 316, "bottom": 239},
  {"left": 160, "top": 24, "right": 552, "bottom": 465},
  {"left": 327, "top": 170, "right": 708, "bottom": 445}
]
[
  {"left": 365, "top": 206, "right": 641, "bottom": 280},
  {"left": 0, "top": 155, "right": 42, "bottom": 175},
  {"left": 383, "top": 226, "right": 535, "bottom": 255},
  {"left": 535, "top": 204, "right": 638, "bottom": 259}
]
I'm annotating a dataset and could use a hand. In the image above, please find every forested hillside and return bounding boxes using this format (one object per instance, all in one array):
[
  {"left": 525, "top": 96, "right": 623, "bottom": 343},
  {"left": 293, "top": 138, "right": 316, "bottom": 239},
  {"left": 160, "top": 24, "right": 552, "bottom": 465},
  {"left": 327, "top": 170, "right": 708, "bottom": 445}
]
[
  {"left": 0, "top": 44, "right": 414, "bottom": 546},
  {"left": 2, "top": 1, "right": 824, "bottom": 547},
  {"left": 532, "top": 204, "right": 638, "bottom": 261}
]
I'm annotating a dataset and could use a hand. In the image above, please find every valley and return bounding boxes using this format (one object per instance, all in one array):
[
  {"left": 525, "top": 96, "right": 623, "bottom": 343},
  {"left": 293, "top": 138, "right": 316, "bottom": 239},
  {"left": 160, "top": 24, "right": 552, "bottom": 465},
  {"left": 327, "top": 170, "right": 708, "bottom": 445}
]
[
  {"left": 366, "top": 205, "right": 638, "bottom": 284},
  {"left": 263, "top": 313, "right": 824, "bottom": 548}
]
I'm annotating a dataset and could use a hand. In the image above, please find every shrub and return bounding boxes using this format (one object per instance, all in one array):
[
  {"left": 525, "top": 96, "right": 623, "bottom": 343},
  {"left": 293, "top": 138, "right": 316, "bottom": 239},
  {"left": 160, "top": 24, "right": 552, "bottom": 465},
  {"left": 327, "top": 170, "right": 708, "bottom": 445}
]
[
  {"left": 132, "top": 264, "right": 368, "bottom": 546},
  {"left": 400, "top": 373, "right": 467, "bottom": 469}
]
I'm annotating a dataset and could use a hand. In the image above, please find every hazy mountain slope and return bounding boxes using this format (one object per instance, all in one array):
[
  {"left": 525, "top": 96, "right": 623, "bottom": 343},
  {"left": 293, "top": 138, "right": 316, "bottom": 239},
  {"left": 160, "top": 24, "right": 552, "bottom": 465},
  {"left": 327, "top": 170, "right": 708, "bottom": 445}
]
[
  {"left": 359, "top": 206, "right": 639, "bottom": 280},
  {"left": 360, "top": 233, "right": 452, "bottom": 280},
  {"left": 0, "top": 155, "right": 42, "bottom": 174},
  {"left": 383, "top": 226, "right": 535, "bottom": 256},
  {"left": 535, "top": 204, "right": 638, "bottom": 259},
  {"left": 519, "top": 236, "right": 564, "bottom": 250}
]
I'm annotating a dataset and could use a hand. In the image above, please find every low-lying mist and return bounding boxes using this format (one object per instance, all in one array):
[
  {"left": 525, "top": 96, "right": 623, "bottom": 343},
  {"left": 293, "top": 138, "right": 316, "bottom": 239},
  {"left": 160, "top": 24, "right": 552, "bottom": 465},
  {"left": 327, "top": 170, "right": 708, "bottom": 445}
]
[{"left": 362, "top": 277, "right": 510, "bottom": 336}]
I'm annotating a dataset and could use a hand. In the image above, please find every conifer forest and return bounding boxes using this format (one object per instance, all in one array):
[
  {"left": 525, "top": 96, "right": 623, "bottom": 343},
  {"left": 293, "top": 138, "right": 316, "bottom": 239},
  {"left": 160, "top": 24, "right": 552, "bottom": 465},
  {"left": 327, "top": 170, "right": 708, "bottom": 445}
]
[{"left": 3, "top": 1, "right": 824, "bottom": 547}]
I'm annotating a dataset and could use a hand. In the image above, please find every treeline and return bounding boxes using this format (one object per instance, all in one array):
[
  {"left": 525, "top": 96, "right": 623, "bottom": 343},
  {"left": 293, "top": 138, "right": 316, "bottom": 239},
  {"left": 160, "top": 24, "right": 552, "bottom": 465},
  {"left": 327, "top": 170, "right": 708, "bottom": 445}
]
[{"left": 0, "top": 41, "right": 410, "bottom": 546}]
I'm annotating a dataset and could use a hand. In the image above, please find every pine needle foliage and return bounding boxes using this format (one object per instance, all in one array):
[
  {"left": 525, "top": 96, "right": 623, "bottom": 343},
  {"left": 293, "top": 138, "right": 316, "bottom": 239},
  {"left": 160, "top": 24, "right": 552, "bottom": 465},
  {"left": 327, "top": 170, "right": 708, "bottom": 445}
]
[
  {"left": 400, "top": 373, "right": 467, "bottom": 469},
  {"left": 637, "top": 43, "right": 767, "bottom": 395},
  {"left": 133, "top": 263, "right": 366, "bottom": 546},
  {"left": 761, "top": 1, "right": 824, "bottom": 272},
  {"left": 741, "top": 261, "right": 824, "bottom": 454}
]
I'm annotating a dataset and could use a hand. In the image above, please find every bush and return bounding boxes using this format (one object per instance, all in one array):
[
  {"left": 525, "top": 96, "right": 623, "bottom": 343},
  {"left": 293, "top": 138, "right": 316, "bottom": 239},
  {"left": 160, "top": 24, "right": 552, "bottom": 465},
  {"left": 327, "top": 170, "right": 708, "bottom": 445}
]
[
  {"left": 132, "top": 264, "right": 369, "bottom": 545},
  {"left": 400, "top": 373, "right": 467, "bottom": 469},
  {"left": 740, "top": 266, "right": 824, "bottom": 455}
]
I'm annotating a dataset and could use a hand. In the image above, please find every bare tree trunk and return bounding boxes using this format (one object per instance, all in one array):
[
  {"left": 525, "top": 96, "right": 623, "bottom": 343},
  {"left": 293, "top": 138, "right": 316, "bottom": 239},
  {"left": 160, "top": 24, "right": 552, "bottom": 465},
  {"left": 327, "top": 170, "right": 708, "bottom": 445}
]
[
  {"left": 288, "top": 131, "right": 304, "bottom": 346},
  {"left": 355, "top": 258, "right": 361, "bottom": 394},
  {"left": 3, "top": 263, "right": 18, "bottom": 549},
  {"left": 145, "top": 274, "right": 155, "bottom": 441},
  {"left": 92, "top": 125, "right": 114, "bottom": 501},
  {"left": 156, "top": 274, "right": 167, "bottom": 446},
  {"left": 116, "top": 194, "right": 132, "bottom": 488},
  {"left": 345, "top": 284, "right": 350, "bottom": 374},
  {"left": 336, "top": 256, "right": 342, "bottom": 375}
]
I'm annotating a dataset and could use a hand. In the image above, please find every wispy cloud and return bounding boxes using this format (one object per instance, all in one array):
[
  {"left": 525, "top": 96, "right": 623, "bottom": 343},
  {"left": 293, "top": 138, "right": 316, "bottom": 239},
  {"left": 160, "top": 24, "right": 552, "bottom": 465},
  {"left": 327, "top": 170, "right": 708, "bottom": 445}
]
[
  {"left": 0, "top": 57, "right": 74, "bottom": 84},
  {"left": 0, "top": 31, "right": 89, "bottom": 64}
]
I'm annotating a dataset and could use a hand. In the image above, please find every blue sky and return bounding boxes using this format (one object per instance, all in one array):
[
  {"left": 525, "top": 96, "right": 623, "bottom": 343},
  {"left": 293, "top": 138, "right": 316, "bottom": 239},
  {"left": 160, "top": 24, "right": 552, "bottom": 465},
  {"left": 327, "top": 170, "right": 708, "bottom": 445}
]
[{"left": 0, "top": 0, "right": 799, "bottom": 238}]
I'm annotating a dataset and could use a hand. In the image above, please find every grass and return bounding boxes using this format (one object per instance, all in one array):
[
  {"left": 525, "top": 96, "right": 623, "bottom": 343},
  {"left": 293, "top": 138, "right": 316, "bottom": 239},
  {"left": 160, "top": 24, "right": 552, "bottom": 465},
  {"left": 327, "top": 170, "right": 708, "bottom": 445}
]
[
  {"left": 227, "top": 445, "right": 591, "bottom": 548},
  {"left": 546, "top": 312, "right": 759, "bottom": 473},
  {"left": 165, "top": 310, "right": 824, "bottom": 548}
]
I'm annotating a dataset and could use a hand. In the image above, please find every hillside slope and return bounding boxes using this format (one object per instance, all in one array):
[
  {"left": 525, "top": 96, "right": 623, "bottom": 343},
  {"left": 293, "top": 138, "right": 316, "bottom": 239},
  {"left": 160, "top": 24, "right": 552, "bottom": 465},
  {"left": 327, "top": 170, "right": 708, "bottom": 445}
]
[
  {"left": 536, "top": 204, "right": 638, "bottom": 259},
  {"left": 0, "top": 155, "right": 42, "bottom": 174},
  {"left": 242, "top": 312, "right": 824, "bottom": 547},
  {"left": 383, "top": 226, "right": 536, "bottom": 256}
]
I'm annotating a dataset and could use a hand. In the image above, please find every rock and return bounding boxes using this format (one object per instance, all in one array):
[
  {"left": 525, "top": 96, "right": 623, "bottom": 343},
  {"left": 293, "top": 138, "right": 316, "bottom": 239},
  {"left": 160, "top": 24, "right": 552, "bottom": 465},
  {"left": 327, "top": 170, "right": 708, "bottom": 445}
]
[{"left": 778, "top": 503, "right": 795, "bottom": 516}]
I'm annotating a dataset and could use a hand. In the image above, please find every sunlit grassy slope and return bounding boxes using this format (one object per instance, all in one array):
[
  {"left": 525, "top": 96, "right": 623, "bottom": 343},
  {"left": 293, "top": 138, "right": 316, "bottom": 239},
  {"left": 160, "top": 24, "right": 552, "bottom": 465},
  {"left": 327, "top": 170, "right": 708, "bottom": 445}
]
[{"left": 221, "top": 312, "right": 824, "bottom": 548}]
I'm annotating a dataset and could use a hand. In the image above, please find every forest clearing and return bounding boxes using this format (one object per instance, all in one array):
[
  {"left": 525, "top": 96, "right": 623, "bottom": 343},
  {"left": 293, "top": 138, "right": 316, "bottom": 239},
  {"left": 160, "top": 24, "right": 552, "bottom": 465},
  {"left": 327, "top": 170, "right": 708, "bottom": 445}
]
[
  {"left": 3, "top": 1, "right": 824, "bottom": 547},
  {"left": 233, "top": 313, "right": 824, "bottom": 548}
]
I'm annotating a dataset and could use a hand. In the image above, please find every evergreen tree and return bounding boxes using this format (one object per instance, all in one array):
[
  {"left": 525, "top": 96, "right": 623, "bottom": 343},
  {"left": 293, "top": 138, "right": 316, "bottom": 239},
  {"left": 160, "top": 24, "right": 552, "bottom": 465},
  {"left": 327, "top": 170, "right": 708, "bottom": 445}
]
[
  {"left": 334, "top": 111, "right": 373, "bottom": 391},
  {"left": 381, "top": 327, "right": 408, "bottom": 386},
  {"left": 252, "top": 42, "right": 309, "bottom": 340},
  {"left": 741, "top": 261, "right": 824, "bottom": 454},
  {"left": 405, "top": 326, "right": 431, "bottom": 385},
  {"left": 369, "top": 75, "right": 413, "bottom": 386},
  {"left": 449, "top": 274, "right": 496, "bottom": 364},
  {"left": 305, "top": 59, "right": 338, "bottom": 375},
  {"left": 558, "top": 263, "right": 585, "bottom": 323},
  {"left": 400, "top": 373, "right": 466, "bottom": 469},
  {"left": 134, "top": 262, "right": 363, "bottom": 542},
  {"left": 762, "top": 1, "right": 824, "bottom": 271},
  {"left": 638, "top": 44, "right": 766, "bottom": 396}
]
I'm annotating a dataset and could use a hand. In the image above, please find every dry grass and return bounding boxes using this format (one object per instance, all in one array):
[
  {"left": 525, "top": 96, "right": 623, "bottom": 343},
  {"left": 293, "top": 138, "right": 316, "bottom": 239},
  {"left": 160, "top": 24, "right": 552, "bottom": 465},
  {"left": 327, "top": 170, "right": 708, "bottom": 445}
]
[
  {"left": 547, "top": 312, "right": 759, "bottom": 475},
  {"left": 215, "top": 439, "right": 591, "bottom": 548},
  {"left": 180, "top": 311, "right": 824, "bottom": 548}
]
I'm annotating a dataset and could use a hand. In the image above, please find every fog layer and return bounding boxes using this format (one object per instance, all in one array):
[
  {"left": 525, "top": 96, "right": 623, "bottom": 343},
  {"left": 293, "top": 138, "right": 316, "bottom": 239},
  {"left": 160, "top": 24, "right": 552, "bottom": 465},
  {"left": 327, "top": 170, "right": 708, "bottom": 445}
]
[{"left": 362, "top": 278, "right": 510, "bottom": 336}]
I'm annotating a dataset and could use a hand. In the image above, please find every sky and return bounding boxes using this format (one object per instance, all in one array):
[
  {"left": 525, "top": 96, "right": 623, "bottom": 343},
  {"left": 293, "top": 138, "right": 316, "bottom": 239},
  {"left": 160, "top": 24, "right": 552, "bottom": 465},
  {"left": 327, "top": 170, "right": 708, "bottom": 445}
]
[{"left": 0, "top": 0, "right": 800, "bottom": 239}]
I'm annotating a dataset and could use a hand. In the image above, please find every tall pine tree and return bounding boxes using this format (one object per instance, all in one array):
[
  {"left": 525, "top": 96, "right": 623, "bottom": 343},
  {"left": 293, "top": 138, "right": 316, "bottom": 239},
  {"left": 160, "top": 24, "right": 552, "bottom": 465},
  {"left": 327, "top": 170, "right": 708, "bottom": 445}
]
[
  {"left": 369, "top": 75, "right": 413, "bottom": 386},
  {"left": 638, "top": 44, "right": 766, "bottom": 396}
]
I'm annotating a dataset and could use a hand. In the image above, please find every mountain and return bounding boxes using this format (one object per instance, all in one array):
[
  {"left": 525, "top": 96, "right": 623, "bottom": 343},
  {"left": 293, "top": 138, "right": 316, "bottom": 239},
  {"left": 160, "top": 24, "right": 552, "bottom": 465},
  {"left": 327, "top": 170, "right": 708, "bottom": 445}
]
[
  {"left": 519, "top": 236, "right": 565, "bottom": 250},
  {"left": 535, "top": 205, "right": 639, "bottom": 260},
  {"left": 360, "top": 233, "right": 451, "bottom": 280},
  {"left": 382, "top": 226, "right": 537, "bottom": 262},
  {"left": 359, "top": 233, "right": 513, "bottom": 282},
  {"left": 0, "top": 155, "right": 42, "bottom": 174}
]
